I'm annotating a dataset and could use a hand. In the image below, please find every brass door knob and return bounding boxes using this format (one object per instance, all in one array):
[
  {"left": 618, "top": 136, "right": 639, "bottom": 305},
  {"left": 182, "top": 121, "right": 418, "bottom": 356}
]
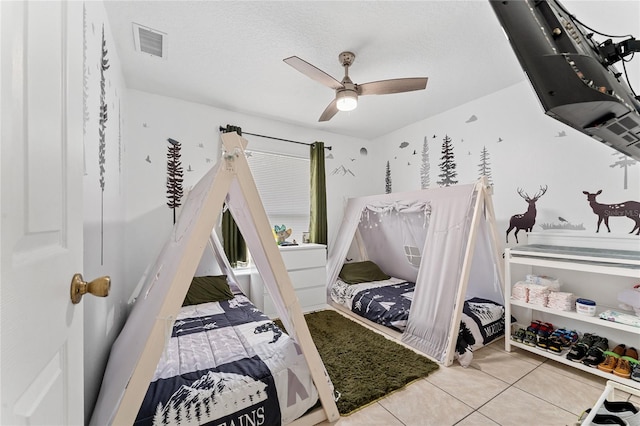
[{"left": 70, "top": 273, "right": 111, "bottom": 304}]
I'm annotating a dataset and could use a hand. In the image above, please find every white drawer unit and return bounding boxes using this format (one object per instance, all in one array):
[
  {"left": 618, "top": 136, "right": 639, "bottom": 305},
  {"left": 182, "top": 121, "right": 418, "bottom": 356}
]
[{"left": 250, "top": 243, "right": 328, "bottom": 317}]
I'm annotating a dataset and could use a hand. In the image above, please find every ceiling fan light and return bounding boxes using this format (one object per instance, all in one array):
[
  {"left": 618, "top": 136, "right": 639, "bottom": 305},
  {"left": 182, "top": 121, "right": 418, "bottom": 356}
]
[{"left": 336, "top": 90, "right": 358, "bottom": 112}]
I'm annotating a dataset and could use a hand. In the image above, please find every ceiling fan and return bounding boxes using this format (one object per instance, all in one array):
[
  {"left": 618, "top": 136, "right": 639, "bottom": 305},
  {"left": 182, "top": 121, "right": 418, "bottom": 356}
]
[{"left": 283, "top": 51, "right": 428, "bottom": 122}]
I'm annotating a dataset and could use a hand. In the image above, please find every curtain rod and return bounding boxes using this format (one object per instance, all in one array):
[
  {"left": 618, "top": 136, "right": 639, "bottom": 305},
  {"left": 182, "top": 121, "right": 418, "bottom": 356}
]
[{"left": 218, "top": 126, "right": 332, "bottom": 150}]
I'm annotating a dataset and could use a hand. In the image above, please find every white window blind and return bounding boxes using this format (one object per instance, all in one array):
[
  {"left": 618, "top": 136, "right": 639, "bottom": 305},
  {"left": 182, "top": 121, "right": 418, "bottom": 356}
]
[{"left": 246, "top": 150, "right": 310, "bottom": 243}]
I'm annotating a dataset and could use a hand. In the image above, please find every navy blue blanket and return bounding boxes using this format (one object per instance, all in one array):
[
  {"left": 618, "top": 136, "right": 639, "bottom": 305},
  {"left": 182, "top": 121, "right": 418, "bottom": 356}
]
[
  {"left": 351, "top": 281, "right": 415, "bottom": 331},
  {"left": 135, "top": 296, "right": 317, "bottom": 426}
]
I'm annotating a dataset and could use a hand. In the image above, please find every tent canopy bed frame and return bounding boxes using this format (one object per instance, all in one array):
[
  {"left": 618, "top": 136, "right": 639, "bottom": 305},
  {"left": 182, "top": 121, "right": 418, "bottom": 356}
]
[
  {"left": 327, "top": 178, "right": 505, "bottom": 366},
  {"left": 90, "top": 132, "right": 339, "bottom": 425}
]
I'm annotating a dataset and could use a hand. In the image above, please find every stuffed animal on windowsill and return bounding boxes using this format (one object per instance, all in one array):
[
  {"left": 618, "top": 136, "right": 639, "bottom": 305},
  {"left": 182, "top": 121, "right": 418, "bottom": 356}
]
[{"left": 274, "top": 224, "right": 293, "bottom": 245}]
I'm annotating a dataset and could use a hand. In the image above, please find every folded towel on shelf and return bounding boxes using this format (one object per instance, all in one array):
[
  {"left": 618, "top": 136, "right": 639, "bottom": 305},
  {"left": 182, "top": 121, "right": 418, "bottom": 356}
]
[
  {"left": 527, "top": 283, "right": 550, "bottom": 307},
  {"left": 547, "top": 291, "right": 576, "bottom": 311},
  {"left": 526, "top": 274, "right": 561, "bottom": 290},
  {"left": 511, "top": 281, "right": 529, "bottom": 302}
]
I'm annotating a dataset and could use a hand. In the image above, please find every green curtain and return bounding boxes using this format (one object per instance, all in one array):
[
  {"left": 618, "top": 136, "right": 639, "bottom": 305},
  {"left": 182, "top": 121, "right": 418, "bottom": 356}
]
[
  {"left": 309, "top": 141, "right": 328, "bottom": 245},
  {"left": 221, "top": 125, "right": 246, "bottom": 266},
  {"left": 222, "top": 206, "right": 247, "bottom": 267}
]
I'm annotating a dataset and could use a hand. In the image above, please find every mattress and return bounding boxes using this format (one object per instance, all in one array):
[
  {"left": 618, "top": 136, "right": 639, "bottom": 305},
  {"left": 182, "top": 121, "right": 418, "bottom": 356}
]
[
  {"left": 135, "top": 294, "right": 318, "bottom": 426},
  {"left": 330, "top": 277, "right": 506, "bottom": 349}
]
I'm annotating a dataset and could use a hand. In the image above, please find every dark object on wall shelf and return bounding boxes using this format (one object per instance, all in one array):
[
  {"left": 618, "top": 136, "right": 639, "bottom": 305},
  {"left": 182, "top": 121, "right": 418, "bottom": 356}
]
[{"left": 490, "top": 0, "right": 640, "bottom": 160}]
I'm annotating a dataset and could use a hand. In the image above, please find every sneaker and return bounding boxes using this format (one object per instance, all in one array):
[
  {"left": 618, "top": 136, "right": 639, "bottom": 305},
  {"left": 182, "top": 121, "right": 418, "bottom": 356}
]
[
  {"left": 632, "top": 362, "right": 640, "bottom": 382},
  {"left": 598, "top": 400, "right": 639, "bottom": 418},
  {"left": 522, "top": 329, "right": 538, "bottom": 346},
  {"left": 537, "top": 322, "right": 554, "bottom": 337},
  {"left": 583, "top": 337, "right": 609, "bottom": 368},
  {"left": 614, "top": 347, "right": 639, "bottom": 379},
  {"left": 598, "top": 344, "right": 626, "bottom": 373},
  {"left": 580, "top": 411, "right": 631, "bottom": 425},
  {"left": 590, "top": 414, "right": 629, "bottom": 425},
  {"left": 546, "top": 329, "right": 565, "bottom": 354},
  {"left": 567, "top": 333, "right": 596, "bottom": 362},
  {"left": 536, "top": 323, "right": 554, "bottom": 349},
  {"left": 562, "top": 329, "right": 579, "bottom": 347},
  {"left": 511, "top": 328, "right": 525, "bottom": 342}
]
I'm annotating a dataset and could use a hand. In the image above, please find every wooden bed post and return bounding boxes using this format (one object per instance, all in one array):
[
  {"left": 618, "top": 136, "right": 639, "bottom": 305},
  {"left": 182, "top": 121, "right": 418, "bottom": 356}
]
[
  {"left": 443, "top": 177, "right": 502, "bottom": 366},
  {"left": 481, "top": 178, "right": 506, "bottom": 301},
  {"left": 220, "top": 132, "right": 340, "bottom": 424}
]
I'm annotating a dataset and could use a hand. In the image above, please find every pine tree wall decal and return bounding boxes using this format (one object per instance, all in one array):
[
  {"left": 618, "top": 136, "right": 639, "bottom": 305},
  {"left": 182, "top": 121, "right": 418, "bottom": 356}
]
[
  {"left": 478, "top": 145, "right": 493, "bottom": 185},
  {"left": 610, "top": 152, "right": 637, "bottom": 190},
  {"left": 420, "top": 136, "right": 430, "bottom": 189},
  {"left": 166, "top": 138, "right": 184, "bottom": 224},
  {"left": 437, "top": 134, "right": 458, "bottom": 187},
  {"left": 385, "top": 160, "right": 392, "bottom": 194},
  {"left": 98, "top": 23, "right": 110, "bottom": 265}
]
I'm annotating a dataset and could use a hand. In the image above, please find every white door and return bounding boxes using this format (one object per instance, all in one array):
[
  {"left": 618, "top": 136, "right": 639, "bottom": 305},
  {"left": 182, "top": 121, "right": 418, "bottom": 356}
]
[{"left": 1, "top": 2, "right": 85, "bottom": 425}]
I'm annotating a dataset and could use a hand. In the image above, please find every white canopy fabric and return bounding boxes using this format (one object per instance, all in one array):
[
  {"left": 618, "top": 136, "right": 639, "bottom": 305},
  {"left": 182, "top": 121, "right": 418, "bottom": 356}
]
[{"left": 326, "top": 180, "right": 503, "bottom": 365}]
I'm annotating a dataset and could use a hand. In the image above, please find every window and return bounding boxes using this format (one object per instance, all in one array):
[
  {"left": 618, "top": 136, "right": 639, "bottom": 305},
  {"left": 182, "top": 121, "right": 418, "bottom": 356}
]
[{"left": 246, "top": 150, "right": 310, "bottom": 244}]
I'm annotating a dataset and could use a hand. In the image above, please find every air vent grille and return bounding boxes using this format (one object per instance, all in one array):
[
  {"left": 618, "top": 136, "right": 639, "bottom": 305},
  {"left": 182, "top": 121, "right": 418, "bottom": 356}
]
[{"left": 133, "top": 23, "right": 166, "bottom": 59}]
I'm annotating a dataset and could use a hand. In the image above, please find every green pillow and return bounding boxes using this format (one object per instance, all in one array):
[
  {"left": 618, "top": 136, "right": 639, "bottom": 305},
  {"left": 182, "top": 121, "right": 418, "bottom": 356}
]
[
  {"left": 183, "top": 275, "right": 234, "bottom": 306},
  {"left": 339, "top": 261, "right": 390, "bottom": 284}
]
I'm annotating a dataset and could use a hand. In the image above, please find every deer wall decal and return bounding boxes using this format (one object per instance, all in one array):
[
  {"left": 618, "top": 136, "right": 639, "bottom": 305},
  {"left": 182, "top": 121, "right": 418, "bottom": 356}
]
[
  {"left": 506, "top": 185, "right": 548, "bottom": 243},
  {"left": 582, "top": 190, "right": 640, "bottom": 235}
]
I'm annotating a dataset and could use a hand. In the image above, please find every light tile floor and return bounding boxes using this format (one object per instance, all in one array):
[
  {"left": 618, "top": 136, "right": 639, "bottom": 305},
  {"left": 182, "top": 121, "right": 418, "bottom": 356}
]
[{"left": 319, "top": 338, "right": 640, "bottom": 426}]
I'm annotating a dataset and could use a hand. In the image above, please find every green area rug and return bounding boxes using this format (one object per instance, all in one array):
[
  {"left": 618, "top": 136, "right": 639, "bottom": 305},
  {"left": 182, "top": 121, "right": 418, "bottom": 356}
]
[{"left": 277, "top": 309, "right": 439, "bottom": 415}]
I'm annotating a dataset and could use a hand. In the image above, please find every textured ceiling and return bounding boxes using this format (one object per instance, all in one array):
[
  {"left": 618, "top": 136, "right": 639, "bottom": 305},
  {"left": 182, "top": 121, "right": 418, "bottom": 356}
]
[{"left": 103, "top": 1, "right": 639, "bottom": 140}]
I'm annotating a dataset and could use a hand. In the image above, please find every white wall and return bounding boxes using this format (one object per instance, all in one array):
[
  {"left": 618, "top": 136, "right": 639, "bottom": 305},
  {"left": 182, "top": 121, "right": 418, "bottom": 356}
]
[
  {"left": 371, "top": 80, "right": 640, "bottom": 252},
  {"left": 82, "top": 2, "right": 128, "bottom": 422},
  {"left": 123, "top": 89, "right": 377, "bottom": 293}
]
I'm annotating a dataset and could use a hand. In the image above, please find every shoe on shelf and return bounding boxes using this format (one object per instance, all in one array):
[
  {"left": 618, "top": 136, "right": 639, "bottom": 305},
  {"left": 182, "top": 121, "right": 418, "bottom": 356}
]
[
  {"left": 562, "top": 329, "right": 579, "bottom": 347},
  {"left": 546, "top": 328, "right": 568, "bottom": 354},
  {"left": 537, "top": 336, "right": 550, "bottom": 349},
  {"left": 522, "top": 329, "right": 538, "bottom": 346},
  {"left": 613, "top": 347, "right": 639, "bottom": 379},
  {"left": 511, "top": 328, "right": 525, "bottom": 342},
  {"left": 598, "top": 344, "right": 626, "bottom": 373},
  {"left": 582, "top": 337, "right": 609, "bottom": 368},
  {"left": 527, "top": 320, "right": 542, "bottom": 333},
  {"left": 547, "top": 334, "right": 564, "bottom": 354},
  {"left": 631, "top": 361, "right": 640, "bottom": 382},
  {"left": 567, "top": 333, "right": 596, "bottom": 362},
  {"left": 537, "top": 322, "right": 554, "bottom": 338}
]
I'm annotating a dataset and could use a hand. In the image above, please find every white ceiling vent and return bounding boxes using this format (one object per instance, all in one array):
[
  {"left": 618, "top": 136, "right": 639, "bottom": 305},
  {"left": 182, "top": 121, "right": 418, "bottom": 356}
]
[{"left": 133, "top": 23, "right": 167, "bottom": 59}]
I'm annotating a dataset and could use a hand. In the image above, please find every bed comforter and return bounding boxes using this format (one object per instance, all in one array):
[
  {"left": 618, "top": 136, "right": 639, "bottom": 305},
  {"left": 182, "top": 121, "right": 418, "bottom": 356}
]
[
  {"left": 330, "top": 278, "right": 505, "bottom": 349},
  {"left": 135, "top": 294, "right": 318, "bottom": 426}
]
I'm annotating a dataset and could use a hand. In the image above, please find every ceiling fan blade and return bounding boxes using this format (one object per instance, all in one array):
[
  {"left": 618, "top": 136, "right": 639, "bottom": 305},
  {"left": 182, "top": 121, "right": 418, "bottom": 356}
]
[
  {"left": 284, "top": 56, "right": 344, "bottom": 90},
  {"left": 319, "top": 98, "right": 339, "bottom": 122},
  {"left": 358, "top": 77, "right": 428, "bottom": 96}
]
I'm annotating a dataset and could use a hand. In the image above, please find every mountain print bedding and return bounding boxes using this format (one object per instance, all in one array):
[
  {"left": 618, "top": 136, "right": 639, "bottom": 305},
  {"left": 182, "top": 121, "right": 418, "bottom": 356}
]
[
  {"left": 330, "top": 278, "right": 505, "bottom": 346},
  {"left": 330, "top": 277, "right": 414, "bottom": 331},
  {"left": 135, "top": 295, "right": 318, "bottom": 426}
]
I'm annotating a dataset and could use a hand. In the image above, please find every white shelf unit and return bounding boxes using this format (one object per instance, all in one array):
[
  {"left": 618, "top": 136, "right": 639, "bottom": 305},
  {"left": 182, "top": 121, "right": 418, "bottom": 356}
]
[
  {"left": 250, "top": 243, "right": 328, "bottom": 317},
  {"left": 504, "top": 244, "right": 640, "bottom": 390}
]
